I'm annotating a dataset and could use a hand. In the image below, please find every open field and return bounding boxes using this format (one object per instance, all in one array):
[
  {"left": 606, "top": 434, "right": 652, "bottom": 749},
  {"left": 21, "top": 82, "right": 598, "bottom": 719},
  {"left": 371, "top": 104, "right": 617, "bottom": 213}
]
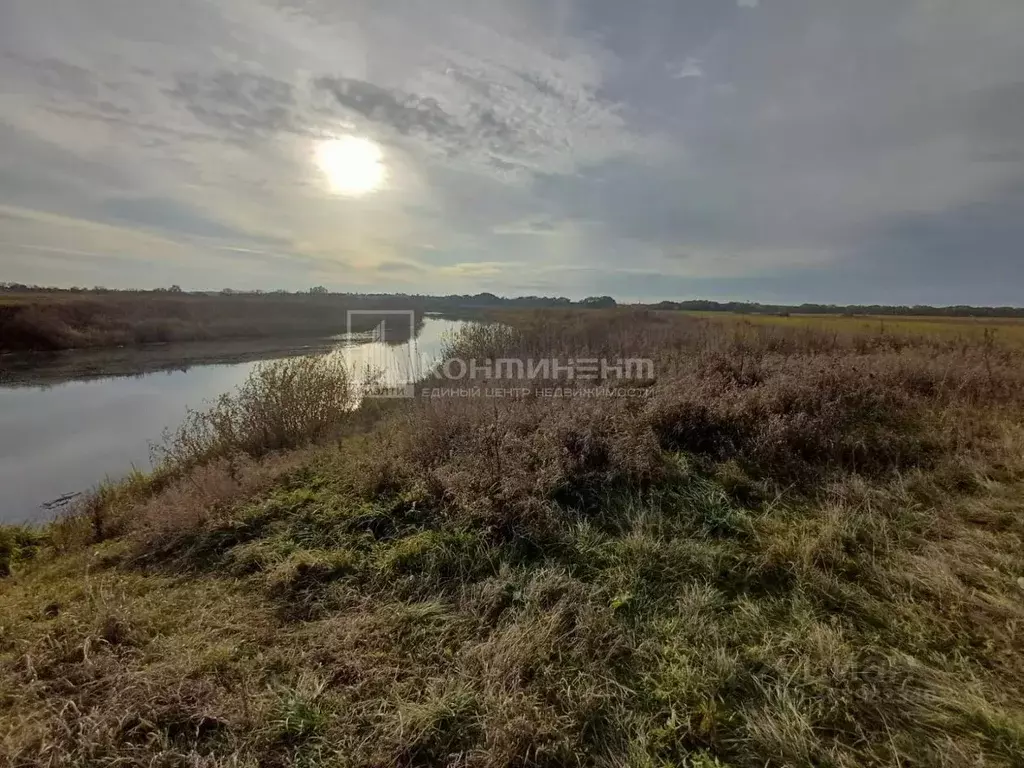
[
  {"left": 681, "top": 312, "right": 1024, "bottom": 348},
  {"left": 2, "top": 310, "right": 1024, "bottom": 766}
]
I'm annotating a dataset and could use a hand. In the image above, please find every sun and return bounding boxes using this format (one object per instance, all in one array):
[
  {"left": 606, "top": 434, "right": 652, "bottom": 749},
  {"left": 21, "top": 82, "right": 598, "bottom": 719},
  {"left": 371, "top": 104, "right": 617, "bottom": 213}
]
[{"left": 314, "top": 136, "right": 386, "bottom": 196}]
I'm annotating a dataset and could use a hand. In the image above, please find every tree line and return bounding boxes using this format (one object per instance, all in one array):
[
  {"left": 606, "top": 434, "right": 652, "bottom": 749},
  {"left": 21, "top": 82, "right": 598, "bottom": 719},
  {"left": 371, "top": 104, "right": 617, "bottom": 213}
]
[{"left": 3, "top": 283, "right": 1022, "bottom": 317}]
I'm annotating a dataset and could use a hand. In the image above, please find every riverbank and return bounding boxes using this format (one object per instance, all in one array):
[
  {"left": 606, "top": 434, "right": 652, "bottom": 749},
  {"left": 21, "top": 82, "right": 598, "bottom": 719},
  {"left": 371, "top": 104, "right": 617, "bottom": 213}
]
[
  {"left": 0, "top": 317, "right": 468, "bottom": 524},
  {"left": 2, "top": 310, "right": 1023, "bottom": 766},
  {"left": 0, "top": 292, "right": 426, "bottom": 353},
  {"left": 0, "top": 335, "right": 344, "bottom": 387}
]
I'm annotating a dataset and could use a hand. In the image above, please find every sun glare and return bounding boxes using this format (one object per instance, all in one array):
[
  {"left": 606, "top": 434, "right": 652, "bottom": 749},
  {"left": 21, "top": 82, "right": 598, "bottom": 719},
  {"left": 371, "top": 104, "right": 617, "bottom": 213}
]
[{"left": 314, "top": 136, "right": 386, "bottom": 196}]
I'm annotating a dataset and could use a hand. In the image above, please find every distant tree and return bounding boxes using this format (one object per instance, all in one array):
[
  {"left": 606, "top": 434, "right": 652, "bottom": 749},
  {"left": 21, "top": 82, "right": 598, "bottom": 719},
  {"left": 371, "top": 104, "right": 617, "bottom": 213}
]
[
  {"left": 579, "top": 296, "right": 617, "bottom": 309},
  {"left": 309, "top": 286, "right": 329, "bottom": 295},
  {"left": 168, "top": 284, "right": 183, "bottom": 293}
]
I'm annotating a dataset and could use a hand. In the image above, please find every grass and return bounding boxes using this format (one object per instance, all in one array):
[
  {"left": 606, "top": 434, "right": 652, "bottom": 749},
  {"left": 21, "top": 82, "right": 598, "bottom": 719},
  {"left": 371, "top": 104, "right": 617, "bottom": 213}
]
[
  {"left": 2, "top": 310, "right": 1024, "bottom": 766},
  {"left": 684, "top": 311, "right": 1024, "bottom": 348},
  {"left": 0, "top": 292, "right": 424, "bottom": 353}
]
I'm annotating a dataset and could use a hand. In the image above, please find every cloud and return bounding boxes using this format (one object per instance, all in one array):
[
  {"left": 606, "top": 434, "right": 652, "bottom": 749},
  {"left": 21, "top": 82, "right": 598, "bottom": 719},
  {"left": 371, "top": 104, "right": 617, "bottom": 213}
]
[
  {"left": 168, "top": 71, "right": 300, "bottom": 139},
  {"left": 492, "top": 218, "right": 561, "bottom": 236},
  {"left": 438, "top": 261, "right": 519, "bottom": 278},
  {"left": 671, "top": 58, "right": 705, "bottom": 79},
  {"left": 101, "top": 197, "right": 253, "bottom": 240},
  {"left": 1, "top": 0, "right": 1024, "bottom": 302},
  {"left": 310, "top": 59, "right": 636, "bottom": 180},
  {"left": 375, "top": 260, "right": 427, "bottom": 274}
]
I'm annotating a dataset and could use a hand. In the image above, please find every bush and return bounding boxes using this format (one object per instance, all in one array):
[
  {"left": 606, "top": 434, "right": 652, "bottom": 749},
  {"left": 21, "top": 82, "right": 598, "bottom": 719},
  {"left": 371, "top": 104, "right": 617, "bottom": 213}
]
[
  {"left": 156, "top": 355, "right": 354, "bottom": 468},
  {"left": 0, "top": 526, "right": 43, "bottom": 577},
  {"left": 647, "top": 356, "right": 935, "bottom": 479}
]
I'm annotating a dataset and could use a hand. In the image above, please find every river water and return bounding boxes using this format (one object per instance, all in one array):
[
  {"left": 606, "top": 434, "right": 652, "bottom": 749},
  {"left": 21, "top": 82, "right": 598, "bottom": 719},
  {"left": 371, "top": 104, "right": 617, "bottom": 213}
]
[{"left": 0, "top": 317, "right": 466, "bottom": 524}]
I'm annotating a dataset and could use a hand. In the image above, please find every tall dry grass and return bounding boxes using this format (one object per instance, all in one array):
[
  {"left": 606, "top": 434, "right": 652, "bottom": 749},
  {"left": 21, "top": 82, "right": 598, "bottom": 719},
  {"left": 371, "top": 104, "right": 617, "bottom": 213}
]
[
  {"left": 155, "top": 355, "right": 355, "bottom": 469},
  {"left": 3, "top": 309, "right": 1024, "bottom": 767},
  {"left": 411, "top": 311, "right": 1024, "bottom": 488}
]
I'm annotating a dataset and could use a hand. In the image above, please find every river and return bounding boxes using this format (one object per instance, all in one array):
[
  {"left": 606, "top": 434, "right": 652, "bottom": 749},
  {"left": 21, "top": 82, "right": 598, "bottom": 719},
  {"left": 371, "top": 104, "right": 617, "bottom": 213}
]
[{"left": 0, "top": 317, "right": 467, "bottom": 524}]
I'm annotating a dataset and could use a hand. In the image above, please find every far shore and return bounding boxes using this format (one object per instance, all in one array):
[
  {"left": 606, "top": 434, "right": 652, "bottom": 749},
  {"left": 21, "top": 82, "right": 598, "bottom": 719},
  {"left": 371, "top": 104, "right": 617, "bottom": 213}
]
[
  {"left": 0, "top": 291, "right": 431, "bottom": 354},
  {"left": 0, "top": 335, "right": 348, "bottom": 388}
]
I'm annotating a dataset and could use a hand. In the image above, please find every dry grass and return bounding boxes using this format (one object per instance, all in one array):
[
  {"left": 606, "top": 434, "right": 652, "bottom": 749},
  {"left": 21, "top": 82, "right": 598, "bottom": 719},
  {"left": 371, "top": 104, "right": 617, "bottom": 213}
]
[
  {"left": 0, "top": 292, "right": 423, "bottom": 352},
  {"left": 2, "top": 310, "right": 1024, "bottom": 766},
  {"left": 685, "top": 310, "right": 1024, "bottom": 348},
  {"left": 155, "top": 355, "right": 356, "bottom": 469}
]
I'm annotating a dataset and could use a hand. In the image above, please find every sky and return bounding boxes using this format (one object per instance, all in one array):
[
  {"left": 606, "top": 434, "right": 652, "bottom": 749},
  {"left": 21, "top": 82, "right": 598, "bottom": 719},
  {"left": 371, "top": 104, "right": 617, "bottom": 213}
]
[{"left": 1, "top": 0, "right": 1023, "bottom": 305}]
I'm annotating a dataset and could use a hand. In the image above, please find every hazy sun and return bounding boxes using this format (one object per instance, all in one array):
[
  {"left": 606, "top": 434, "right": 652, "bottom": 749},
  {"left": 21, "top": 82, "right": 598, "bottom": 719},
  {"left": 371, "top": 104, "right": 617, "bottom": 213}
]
[{"left": 314, "top": 136, "right": 386, "bottom": 196}]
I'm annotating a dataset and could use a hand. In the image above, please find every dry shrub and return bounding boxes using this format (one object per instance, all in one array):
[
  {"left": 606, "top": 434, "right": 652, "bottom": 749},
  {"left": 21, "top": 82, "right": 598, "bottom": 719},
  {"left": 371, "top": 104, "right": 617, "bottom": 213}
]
[
  {"left": 337, "top": 314, "right": 1024, "bottom": 547},
  {"left": 0, "top": 303, "right": 80, "bottom": 349},
  {"left": 648, "top": 355, "right": 934, "bottom": 479},
  {"left": 448, "top": 312, "right": 1024, "bottom": 484},
  {"left": 361, "top": 395, "right": 663, "bottom": 537},
  {"left": 156, "top": 355, "right": 354, "bottom": 469},
  {"left": 45, "top": 356, "right": 357, "bottom": 551},
  {"left": 439, "top": 321, "right": 524, "bottom": 362}
]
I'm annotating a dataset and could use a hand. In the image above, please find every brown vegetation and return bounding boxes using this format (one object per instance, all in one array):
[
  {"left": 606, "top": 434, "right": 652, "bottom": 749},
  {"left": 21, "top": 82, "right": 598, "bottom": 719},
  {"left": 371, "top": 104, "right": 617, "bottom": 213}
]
[
  {"left": 0, "top": 292, "right": 423, "bottom": 353},
  {"left": 155, "top": 355, "right": 356, "bottom": 469},
  {"left": 2, "top": 310, "right": 1024, "bottom": 766}
]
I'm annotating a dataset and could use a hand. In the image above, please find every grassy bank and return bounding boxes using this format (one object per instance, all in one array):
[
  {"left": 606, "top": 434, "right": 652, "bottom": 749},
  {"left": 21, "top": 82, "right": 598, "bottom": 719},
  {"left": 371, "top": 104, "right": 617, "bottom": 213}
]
[
  {"left": 0, "top": 292, "right": 424, "bottom": 353},
  {"left": 2, "top": 310, "right": 1023, "bottom": 766}
]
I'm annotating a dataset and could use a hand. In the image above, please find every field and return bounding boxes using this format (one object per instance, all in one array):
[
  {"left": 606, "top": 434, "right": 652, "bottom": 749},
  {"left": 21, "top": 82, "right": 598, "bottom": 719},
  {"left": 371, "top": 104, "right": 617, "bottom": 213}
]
[
  {"left": 682, "top": 311, "right": 1024, "bottom": 347},
  {"left": 2, "top": 309, "right": 1024, "bottom": 766}
]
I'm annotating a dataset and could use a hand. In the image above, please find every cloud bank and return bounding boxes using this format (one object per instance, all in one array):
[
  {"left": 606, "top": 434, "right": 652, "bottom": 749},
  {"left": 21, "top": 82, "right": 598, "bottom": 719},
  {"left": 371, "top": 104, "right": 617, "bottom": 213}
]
[{"left": 1, "top": 0, "right": 1023, "bottom": 303}]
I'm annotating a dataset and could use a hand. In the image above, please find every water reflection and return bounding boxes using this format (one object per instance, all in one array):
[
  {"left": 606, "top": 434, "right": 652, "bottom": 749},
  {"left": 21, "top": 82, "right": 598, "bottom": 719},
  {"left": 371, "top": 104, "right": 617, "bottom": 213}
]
[{"left": 0, "top": 318, "right": 464, "bottom": 523}]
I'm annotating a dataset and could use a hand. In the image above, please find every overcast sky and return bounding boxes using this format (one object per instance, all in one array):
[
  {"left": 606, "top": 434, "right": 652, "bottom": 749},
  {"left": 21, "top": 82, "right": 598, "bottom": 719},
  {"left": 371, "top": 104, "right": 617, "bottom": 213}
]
[{"left": 1, "top": 0, "right": 1023, "bottom": 304}]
